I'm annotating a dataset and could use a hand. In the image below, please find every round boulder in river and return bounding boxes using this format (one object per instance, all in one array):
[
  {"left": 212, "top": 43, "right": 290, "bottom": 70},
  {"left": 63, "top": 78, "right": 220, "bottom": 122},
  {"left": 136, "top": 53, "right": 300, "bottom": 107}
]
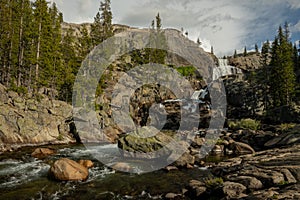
[{"left": 49, "top": 158, "right": 89, "bottom": 181}]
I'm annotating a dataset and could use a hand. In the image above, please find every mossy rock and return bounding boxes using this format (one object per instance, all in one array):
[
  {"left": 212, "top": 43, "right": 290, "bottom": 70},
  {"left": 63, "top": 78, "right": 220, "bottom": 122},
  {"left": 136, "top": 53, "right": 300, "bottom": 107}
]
[{"left": 118, "top": 126, "right": 174, "bottom": 158}]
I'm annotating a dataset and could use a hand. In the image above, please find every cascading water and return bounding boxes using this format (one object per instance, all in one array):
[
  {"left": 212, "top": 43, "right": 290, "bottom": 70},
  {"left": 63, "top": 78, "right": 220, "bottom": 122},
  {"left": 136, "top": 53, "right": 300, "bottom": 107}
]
[{"left": 213, "top": 58, "right": 242, "bottom": 80}]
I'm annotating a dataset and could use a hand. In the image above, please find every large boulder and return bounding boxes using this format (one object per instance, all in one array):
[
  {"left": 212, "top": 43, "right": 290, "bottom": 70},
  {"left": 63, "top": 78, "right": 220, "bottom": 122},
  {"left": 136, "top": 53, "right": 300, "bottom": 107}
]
[
  {"left": 49, "top": 158, "right": 89, "bottom": 181},
  {"left": 188, "top": 180, "right": 207, "bottom": 198},
  {"left": 117, "top": 126, "right": 174, "bottom": 159},
  {"left": 174, "top": 152, "right": 195, "bottom": 168},
  {"left": 222, "top": 181, "right": 247, "bottom": 199}
]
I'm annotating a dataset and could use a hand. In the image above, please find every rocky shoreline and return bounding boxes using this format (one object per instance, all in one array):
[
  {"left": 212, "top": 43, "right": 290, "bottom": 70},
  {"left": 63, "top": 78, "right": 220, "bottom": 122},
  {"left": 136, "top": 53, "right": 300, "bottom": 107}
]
[
  {"left": 184, "top": 143, "right": 300, "bottom": 200},
  {"left": 115, "top": 125, "right": 300, "bottom": 199}
]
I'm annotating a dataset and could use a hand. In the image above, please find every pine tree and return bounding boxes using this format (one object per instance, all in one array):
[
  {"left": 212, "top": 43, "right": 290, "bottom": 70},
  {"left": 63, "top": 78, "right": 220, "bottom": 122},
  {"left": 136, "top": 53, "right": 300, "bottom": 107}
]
[
  {"left": 269, "top": 25, "right": 296, "bottom": 107},
  {"left": 293, "top": 43, "right": 299, "bottom": 71},
  {"left": 48, "top": 2, "right": 63, "bottom": 97},
  {"left": 197, "top": 38, "right": 201, "bottom": 45},
  {"left": 233, "top": 49, "right": 237, "bottom": 58},
  {"left": 16, "top": 0, "right": 33, "bottom": 88},
  {"left": 91, "top": 0, "right": 113, "bottom": 46},
  {"left": 255, "top": 44, "right": 259, "bottom": 54},
  {"left": 79, "top": 25, "right": 93, "bottom": 61},
  {"left": 60, "top": 28, "right": 78, "bottom": 102},
  {"left": 243, "top": 46, "right": 247, "bottom": 56},
  {"left": 2, "top": 0, "right": 18, "bottom": 87},
  {"left": 261, "top": 40, "right": 271, "bottom": 110},
  {"left": 101, "top": 0, "right": 113, "bottom": 39},
  {"left": 0, "top": 0, "right": 33, "bottom": 90},
  {"left": 91, "top": 12, "right": 102, "bottom": 46},
  {"left": 156, "top": 12, "right": 162, "bottom": 31},
  {"left": 32, "top": 0, "right": 51, "bottom": 91}
]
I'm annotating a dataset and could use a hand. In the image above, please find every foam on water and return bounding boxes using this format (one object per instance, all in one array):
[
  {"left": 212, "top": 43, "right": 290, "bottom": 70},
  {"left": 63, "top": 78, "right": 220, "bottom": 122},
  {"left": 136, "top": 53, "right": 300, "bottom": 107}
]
[
  {"left": 87, "top": 166, "right": 115, "bottom": 182},
  {"left": 0, "top": 158, "right": 50, "bottom": 188},
  {"left": 58, "top": 144, "right": 119, "bottom": 158}
]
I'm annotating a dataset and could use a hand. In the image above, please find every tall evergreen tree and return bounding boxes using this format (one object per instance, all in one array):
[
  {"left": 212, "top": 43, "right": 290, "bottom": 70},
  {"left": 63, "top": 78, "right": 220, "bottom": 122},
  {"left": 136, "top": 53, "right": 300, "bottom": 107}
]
[
  {"left": 255, "top": 44, "right": 259, "bottom": 54},
  {"left": 32, "top": 0, "right": 50, "bottom": 91},
  {"left": 16, "top": 0, "right": 33, "bottom": 88},
  {"left": 261, "top": 40, "right": 271, "bottom": 110},
  {"left": 269, "top": 25, "right": 296, "bottom": 107},
  {"left": 243, "top": 46, "right": 247, "bottom": 56},
  {"left": 47, "top": 2, "right": 63, "bottom": 97},
  {"left": 91, "top": 12, "right": 102, "bottom": 46},
  {"left": 293, "top": 43, "right": 299, "bottom": 71},
  {"left": 91, "top": 0, "right": 113, "bottom": 46},
  {"left": 233, "top": 49, "right": 237, "bottom": 58},
  {"left": 60, "top": 29, "right": 78, "bottom": 102}
]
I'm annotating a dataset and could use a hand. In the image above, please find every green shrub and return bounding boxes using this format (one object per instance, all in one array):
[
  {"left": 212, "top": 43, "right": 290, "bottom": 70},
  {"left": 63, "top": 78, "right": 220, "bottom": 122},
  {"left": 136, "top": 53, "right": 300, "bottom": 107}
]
[
  {"left": 9, "top": 83, "right": 28, "bottom": 95},
  {"left": 57, "top": 134, "right": 64, "bottom": 141},
  {"left": 279, "top": 123, "right": 296, "bottom": 131},
  {"left": 175, "top": 66, "right": 196, "bottom": 77},
  {"left": 228, "top": 118, "right": 261, "bottom": 130},
  {"left": 204, "top": 177, "right": 223, "bottom": 188}
]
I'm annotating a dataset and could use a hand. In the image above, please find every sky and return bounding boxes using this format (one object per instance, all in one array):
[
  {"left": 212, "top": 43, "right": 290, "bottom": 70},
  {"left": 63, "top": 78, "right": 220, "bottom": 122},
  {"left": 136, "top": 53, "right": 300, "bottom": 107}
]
[{"left": 52, "top": 0, "right": 300, "bottom": 56}]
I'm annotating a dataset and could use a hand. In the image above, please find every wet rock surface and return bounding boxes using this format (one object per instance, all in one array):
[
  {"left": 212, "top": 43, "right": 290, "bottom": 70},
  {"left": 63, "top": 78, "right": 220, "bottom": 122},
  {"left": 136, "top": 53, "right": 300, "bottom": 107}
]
[
  {"left": 78, "top": 160, "right": 94, "bottom": 169},
  {"left": 31, "top": 148, "right": 56, "bottom": 159},
  {"left": 49, "top": 158, "right": 89, "bottom": 181}
]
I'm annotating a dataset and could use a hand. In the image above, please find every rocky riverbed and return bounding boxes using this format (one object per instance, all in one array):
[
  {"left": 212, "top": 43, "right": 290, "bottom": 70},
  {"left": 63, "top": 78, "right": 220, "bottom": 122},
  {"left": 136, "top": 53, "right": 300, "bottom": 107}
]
[
  {"left": 1, "top": 132, "right": 299, "bottom": 200},
  {"left": 187, "top": 143, "right": 300, "bottom": 200}
]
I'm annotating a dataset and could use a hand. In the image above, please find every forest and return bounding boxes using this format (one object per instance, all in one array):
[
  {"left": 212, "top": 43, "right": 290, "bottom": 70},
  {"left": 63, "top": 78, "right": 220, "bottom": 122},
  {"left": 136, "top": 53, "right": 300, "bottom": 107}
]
[{"left": 0, "top": 0, "right": 113, "bottom": 102}]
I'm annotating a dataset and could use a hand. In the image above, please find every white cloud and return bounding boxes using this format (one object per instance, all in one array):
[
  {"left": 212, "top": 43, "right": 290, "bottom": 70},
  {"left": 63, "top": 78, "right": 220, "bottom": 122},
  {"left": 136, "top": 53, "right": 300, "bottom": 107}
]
[
  {"left": 78, "top": 0, "right": 94, "bottom": 14},
  {"left": 292, "top": 20, "right": 300, "bottom": 32},
  {"left": 287, "top": 0, "right": 300, "bottom": 9}
]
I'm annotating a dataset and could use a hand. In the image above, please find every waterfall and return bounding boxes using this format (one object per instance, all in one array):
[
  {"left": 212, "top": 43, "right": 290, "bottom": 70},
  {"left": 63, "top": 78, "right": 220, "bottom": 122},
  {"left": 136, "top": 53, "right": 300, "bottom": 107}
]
[
  {"left": 163, "top": 58, "right": 242, "bottom": 111},
  {"left": 213, "top": 58, "right": 242, "bottom": 80}
]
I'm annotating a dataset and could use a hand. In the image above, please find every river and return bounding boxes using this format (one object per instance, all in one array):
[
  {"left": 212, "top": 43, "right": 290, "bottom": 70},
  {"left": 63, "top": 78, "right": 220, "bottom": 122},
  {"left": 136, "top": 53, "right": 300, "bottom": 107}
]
[{"left": 0, "top": 144, "right": 216, "bottom": 200}]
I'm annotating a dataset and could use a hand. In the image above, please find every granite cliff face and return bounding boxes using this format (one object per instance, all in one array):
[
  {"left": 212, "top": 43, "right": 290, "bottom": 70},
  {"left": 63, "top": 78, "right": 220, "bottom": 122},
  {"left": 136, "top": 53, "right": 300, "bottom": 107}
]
[
  {"left": 228, "top": 53, "right": 263, "bottom": 71},
  {"left": 0, "top": 84, "right": 76, "bottom": 152},
  {"left": 73, "top": 28, "right": 215, "bottom": 144}
]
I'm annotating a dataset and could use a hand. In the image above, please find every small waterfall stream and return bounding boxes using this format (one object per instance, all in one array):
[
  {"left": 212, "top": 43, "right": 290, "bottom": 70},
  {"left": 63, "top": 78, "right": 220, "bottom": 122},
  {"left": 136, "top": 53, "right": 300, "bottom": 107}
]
[{"left": 213, "top": 58, "right": 242, "bottom": 80}]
